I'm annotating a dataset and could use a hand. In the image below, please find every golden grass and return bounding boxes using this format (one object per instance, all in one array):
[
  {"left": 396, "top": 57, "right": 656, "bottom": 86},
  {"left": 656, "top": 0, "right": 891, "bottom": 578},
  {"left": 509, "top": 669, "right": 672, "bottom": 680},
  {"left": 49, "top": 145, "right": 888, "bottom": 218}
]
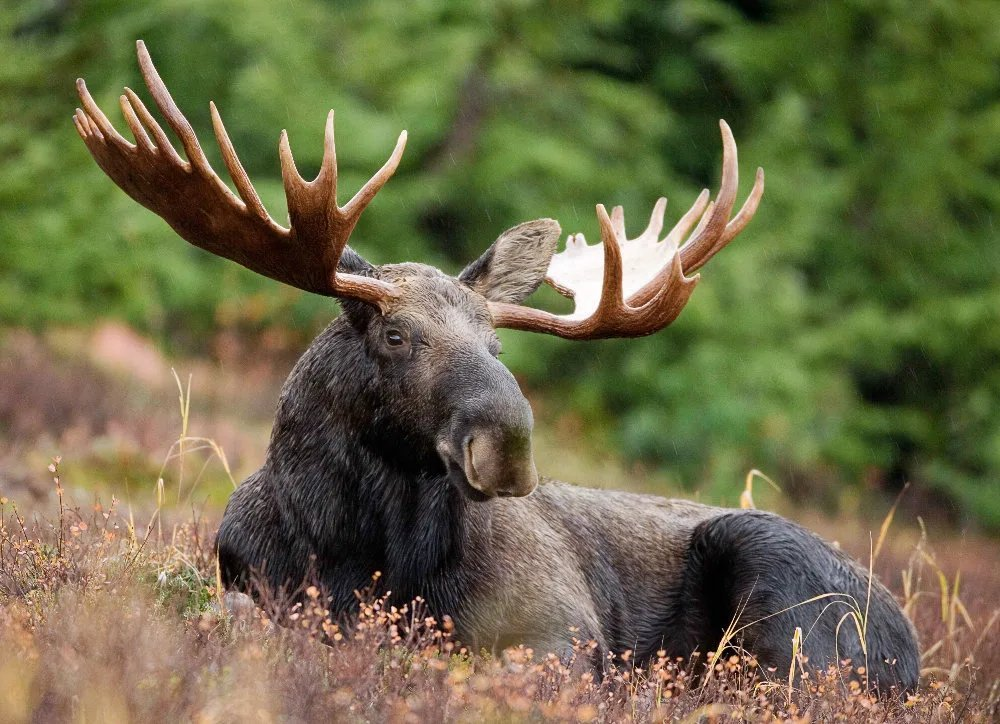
[
  {"left": 1, "top": 350, "right": 997, "bottom": 721},
  {"left": 1, "top": 453, "right": 998, "bottom": 722}
]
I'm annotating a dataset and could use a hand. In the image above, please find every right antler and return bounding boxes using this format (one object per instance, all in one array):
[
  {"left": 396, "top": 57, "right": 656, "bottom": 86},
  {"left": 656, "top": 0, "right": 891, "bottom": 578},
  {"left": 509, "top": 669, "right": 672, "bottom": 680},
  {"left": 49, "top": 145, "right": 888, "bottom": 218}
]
[
  {"left": 489, "top": 121, "right": 764, "bottom": 339},
  {"left": 74, "top": 40, "right": 405, "bottom": 311}
]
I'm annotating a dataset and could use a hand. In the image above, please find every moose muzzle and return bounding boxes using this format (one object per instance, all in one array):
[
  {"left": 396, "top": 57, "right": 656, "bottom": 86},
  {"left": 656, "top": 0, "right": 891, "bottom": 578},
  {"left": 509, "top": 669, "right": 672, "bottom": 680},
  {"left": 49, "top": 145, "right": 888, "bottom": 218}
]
[
  {"left": 462, "top": 427, "right": 538, "bottom": 497},
  {"left": 435, "top": 347, "right": 539, "bottom": 499},
  {"left": 438, "top": 410, "right": 538, "bottom": 499}
]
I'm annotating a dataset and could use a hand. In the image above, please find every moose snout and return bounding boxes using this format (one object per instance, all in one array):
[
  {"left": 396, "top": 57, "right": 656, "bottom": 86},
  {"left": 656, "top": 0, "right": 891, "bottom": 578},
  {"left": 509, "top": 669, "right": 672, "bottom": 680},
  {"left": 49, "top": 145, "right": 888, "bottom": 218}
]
[
  {"left": 437, "top": 410, "right": 538, "bottom": 500},
  {"left": 462, "top": 429, "right": 538, "bottom": 498},
  {"left": 434, "top": 352, "right": 539, "bottom": 499}
]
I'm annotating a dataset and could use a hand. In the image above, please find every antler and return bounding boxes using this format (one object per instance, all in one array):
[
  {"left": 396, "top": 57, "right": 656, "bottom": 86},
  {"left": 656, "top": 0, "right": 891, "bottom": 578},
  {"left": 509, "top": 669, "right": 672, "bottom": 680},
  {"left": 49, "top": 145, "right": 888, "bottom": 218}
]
[
  {"left": 73, "top": 40, "right": 406, "bottom": 311},
  {"left": 488, "top": 121, "right": 764, "bottom": 339}
]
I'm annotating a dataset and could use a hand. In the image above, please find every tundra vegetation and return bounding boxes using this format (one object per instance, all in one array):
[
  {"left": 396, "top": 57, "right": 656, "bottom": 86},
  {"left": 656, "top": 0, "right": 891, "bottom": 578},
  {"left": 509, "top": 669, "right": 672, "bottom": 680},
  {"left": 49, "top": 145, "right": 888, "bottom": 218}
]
[{"left": 0, "top": 449, "right": 997, "bottom": 721}]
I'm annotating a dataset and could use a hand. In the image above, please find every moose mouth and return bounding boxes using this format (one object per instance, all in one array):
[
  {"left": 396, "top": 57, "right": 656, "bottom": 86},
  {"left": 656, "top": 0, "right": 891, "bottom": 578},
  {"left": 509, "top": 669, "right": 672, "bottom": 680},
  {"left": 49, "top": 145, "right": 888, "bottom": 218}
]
[
  {"left": 437, "top": 437, "right": 498, "bottom": 502},
  {"left": 436, "top": 433, "right": 538, "bottom": 501},
  {"left": 442, "top": 455, "right": 494, "bottom": 502}
]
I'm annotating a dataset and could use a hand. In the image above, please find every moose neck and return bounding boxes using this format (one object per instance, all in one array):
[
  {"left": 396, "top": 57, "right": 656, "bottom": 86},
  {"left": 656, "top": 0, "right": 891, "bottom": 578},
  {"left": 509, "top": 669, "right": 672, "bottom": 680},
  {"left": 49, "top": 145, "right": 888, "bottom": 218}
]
[{"left": 265, "top": 316, "right": 478, "bottom": 602}]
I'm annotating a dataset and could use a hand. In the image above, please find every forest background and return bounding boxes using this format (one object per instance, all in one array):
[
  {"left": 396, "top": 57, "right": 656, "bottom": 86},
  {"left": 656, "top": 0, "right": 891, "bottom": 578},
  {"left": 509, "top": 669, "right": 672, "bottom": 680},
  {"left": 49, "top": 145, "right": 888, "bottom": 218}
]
[{"left": 1, "top": 0, "right": 998, "bottom": 534}]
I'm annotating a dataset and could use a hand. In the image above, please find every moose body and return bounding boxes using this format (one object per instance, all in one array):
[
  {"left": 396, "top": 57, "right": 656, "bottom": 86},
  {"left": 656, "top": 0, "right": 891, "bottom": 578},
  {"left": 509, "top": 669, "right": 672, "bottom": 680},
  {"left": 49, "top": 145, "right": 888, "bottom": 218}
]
[
  {"left": 76, "top": 41, "right": 920, "bottom": 696},
  {"left": 216, "top": 273, "right": 918, "bottom": 690}
]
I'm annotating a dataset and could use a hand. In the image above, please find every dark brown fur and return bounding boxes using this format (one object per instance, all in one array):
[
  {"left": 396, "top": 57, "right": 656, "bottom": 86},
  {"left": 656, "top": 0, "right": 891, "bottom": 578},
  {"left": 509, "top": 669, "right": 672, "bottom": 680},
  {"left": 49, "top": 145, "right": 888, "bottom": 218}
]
[{"left": 217, "top": 223, "right": 919, "bottom": 694}]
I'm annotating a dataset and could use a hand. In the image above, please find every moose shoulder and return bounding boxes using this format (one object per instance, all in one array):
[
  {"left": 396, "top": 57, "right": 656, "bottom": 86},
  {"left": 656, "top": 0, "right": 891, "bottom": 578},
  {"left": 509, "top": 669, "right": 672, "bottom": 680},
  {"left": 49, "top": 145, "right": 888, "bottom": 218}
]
[{"left": 76, "top": 41, "right": 919, "bottom": 695}]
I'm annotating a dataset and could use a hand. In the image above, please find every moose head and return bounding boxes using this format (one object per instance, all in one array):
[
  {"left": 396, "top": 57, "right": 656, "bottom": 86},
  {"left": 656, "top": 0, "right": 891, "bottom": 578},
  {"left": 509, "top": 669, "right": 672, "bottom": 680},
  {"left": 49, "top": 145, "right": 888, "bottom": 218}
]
[{"left": 74, "top": 41, "right": 762, "bottom": 502}]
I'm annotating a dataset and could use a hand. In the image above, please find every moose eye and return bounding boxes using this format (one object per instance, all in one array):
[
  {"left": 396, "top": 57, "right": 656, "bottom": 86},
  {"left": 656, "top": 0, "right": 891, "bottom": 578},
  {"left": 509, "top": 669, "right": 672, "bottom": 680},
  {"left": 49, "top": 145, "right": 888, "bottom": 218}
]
[{"left": 385, "top": 330, "right": 405, "bottom": 347}]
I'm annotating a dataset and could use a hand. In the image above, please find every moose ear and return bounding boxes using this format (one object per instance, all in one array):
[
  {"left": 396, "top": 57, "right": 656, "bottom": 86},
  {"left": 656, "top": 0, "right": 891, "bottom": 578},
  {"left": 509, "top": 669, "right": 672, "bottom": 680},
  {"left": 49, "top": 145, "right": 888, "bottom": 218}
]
[
  {"left": 338, "top": 247, "right": 376, "bottom": 276},
  {"left": 337, "top": 248, "right": 380, "bottom": 330},
  {"left": 459, "top": 219, "right": 561, "bottom": 304}
]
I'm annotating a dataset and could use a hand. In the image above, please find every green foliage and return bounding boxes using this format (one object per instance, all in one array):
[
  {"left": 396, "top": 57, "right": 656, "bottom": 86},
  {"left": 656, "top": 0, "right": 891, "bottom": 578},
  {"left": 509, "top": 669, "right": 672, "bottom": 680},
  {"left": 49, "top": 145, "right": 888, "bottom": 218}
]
[
  {"left": 1, "top": 0, "right": 997, "bottom": 529},
  {"left": 150, "top": 565, "right": 215, "bottom": 618}
]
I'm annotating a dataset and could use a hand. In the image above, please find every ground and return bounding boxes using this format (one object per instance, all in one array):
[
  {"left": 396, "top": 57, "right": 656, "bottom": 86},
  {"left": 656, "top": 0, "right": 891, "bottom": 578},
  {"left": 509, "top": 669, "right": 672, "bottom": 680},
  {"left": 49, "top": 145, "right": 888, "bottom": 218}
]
[{"left": 1, "top": 327, "right": 997, "bottom": 722}]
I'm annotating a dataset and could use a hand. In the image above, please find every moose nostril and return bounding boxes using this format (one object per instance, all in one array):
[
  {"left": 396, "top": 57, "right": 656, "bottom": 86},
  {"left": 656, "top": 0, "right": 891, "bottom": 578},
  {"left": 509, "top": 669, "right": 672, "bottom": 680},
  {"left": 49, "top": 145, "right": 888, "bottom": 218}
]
[
  {"left": 463, "top": 435, "right": 481, "bottom": 485},
  {"left": 459, "top": 430, "right": 538, "bottom": 498}
]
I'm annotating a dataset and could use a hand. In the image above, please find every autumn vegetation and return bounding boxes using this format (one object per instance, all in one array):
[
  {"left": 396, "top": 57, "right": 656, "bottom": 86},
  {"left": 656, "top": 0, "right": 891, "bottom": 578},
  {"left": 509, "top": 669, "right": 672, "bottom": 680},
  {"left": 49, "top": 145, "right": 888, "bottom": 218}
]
[
  {"left": 1, "top": 456, "right": 998, "bottom": 721},
  {"left": 1, "top": 336, "right": 998, "bottom": 722}
]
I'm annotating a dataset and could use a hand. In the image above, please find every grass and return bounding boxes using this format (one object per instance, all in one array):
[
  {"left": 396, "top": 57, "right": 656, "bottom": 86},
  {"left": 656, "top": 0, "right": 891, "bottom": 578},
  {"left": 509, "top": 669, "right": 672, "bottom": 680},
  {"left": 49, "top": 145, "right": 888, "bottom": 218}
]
[
  {"left": 1, "top": 452, "right": 998, "bottom": 721},
  {"left": 1, "top": 331, "right": 998, "bottom": 721}
]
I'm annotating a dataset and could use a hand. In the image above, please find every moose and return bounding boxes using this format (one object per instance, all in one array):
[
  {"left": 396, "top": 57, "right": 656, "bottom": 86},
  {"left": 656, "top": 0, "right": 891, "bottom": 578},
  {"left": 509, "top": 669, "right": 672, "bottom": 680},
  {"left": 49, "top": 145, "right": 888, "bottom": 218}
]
[{"left": 75, "top": 41, "right": 919, "bottom": 693}]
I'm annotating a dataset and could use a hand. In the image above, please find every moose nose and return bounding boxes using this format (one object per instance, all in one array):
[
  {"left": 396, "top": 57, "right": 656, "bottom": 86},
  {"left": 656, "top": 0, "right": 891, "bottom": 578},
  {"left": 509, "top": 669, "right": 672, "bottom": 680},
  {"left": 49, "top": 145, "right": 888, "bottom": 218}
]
[{"left": 461, "top": 429, "right": 538, "bottom": 498}]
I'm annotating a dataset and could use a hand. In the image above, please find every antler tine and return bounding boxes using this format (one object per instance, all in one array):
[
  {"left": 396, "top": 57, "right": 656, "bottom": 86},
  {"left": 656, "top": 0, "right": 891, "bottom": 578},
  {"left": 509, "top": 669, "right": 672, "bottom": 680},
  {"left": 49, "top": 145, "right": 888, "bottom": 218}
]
[
  {"left": 595, "top": 204, "right": 627, "bottom": 312},
  {"left": 640, "top": 197, "right": 668, "bottom": 243},
  {"left": 663, "top": 189, "right": 710, "bottom": 251},
  {"left": 135, "top": 40, "right": 217, "bottom": 181},
  {"left": 318, "top": 110, "right": 338, "bottom": 194},
  {"left": 490, "top": 120, "right": 762, "bottom": 340},
  {"left": 719, "top": 166, "right": 765, "bottom": 246},
  {"left": 118, "top": 93, "right": 154, "bottom": 153},
  {"left": 276, "top": 111, "right": 339, "bottom": 200},
  {"left": 278, "top": 129, "right": 311, "bottom": 221},
  {"left": 688, "top": 200, "right": 715, "bottom": 246},
  {"left": 679, "top": 120, "right": 744, "bottom": 272},
  {"left": 76, "top": 79, "right": 128, "bottom": 148},
  {"left": 119, "top": 87, "right": 187, "bottom": 166},
  {"left": 609, "top": 205, "right": 626, "bottom": 241},
  {"left": 344, "top": 130, "right": 408, "bottom": 218},
  {"left": 680, "top": 169, "right": 764, "bottom": 274},
  {"left": 75, "top": 40, "right": 405, "bottom": 308},
  {"left": 71, "top": 109, "right": 86, "bottom": 138},
  {"left": 210, "top": 101, "right": 270, "bottom": 221}
]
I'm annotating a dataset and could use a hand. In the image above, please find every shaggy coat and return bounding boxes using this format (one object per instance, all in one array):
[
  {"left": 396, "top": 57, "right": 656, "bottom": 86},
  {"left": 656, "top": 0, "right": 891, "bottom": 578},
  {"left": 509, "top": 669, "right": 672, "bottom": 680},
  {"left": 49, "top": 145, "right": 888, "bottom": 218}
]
[{"left": 217, "top": 234, "right": 919, "bottom": 694}]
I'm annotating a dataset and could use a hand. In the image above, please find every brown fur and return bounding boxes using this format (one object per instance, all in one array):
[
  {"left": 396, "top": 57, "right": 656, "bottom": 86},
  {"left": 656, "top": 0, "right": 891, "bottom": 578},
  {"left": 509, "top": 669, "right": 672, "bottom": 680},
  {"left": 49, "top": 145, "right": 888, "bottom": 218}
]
[{"left": 217, "top": 223, "right": 919, "bottom": 694}]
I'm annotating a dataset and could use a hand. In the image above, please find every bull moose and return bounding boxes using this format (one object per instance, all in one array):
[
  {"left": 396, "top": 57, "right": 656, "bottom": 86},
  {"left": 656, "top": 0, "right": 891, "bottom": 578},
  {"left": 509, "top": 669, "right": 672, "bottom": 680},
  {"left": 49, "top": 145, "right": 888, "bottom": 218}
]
[{"left": 74, "top": 41, "right": 919, "bottom": 693}]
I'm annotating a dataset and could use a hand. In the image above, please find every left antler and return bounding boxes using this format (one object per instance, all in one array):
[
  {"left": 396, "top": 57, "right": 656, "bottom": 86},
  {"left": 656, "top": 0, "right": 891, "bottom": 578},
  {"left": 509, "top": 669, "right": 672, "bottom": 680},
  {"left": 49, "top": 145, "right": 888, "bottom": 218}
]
[
  {"left": 74, "top": 40, "right": 405, "bottom": 310},
  {"left": 489, "top": 120, "right": 764, "bottom": 339}
]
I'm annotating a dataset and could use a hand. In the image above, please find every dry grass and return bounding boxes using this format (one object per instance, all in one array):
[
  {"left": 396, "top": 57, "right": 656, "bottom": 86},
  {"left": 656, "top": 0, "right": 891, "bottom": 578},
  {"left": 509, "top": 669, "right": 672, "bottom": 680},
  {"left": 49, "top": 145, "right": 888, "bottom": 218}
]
[
  {"left": 0, "top": 458, "right": 997, "bottom": 723},
  {"left": 0, "top": 329, "right": 269, "bottom": 508},
  {"left": 1, "top": 332, "right": 998, "bottom": 721}
]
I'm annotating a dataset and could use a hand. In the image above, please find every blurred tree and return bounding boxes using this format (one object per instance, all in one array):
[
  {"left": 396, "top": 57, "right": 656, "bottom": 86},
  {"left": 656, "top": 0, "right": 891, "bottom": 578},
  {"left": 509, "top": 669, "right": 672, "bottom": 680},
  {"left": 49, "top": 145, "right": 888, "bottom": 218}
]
[
  {"left": 602, "top": 0, "right": 1000, "bottom": 526},
  {"left": 0, "top": 0, "right": 997, "bottom": 529}
]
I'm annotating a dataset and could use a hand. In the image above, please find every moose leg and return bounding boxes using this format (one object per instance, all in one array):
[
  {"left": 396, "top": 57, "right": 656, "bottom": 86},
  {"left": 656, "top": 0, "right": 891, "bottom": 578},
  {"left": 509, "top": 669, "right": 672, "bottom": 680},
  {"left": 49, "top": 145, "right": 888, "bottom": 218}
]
[{"left": 679, "top": 511, "right": 919, "bottom": 695}]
